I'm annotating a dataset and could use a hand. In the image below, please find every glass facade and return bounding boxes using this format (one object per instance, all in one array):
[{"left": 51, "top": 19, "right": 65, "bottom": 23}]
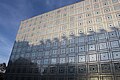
[{"left": 6, "top": 0, "right": 120, "bottom": 80}]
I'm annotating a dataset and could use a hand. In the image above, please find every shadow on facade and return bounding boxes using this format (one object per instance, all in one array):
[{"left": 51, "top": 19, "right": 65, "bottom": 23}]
[{"left": 5, "top": 27, "right": 120, "bottom": 80}]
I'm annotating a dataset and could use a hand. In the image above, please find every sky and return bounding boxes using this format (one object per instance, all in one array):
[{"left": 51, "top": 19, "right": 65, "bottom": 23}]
[{"left": 0, "top": 0, "right": 81, "bottom": 64}]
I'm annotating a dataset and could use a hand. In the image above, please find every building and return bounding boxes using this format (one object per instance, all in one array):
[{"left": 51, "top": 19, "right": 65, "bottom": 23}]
[
  {"left": 6, "top": 0, "right": 120, "bottom": 80},
  {"left": 0, "top": 63, "right": 6, "bottom": 80}
]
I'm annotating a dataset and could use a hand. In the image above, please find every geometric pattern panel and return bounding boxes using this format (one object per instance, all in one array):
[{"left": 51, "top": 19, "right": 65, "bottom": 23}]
[
  {"left": 89, "top": 64, "right": 98, "bottom": 73},
  {"left": 114, "top": 63, "right": 120, "bottom": 73},
  {"left": 68, "top": 66, "right": 75, "bottom": 74},
  {"left": 101, "top": 64, "right": 111, "bottom": 73},
  {"left": 78, "top": 65, "right": 86, "bottom": 74}
]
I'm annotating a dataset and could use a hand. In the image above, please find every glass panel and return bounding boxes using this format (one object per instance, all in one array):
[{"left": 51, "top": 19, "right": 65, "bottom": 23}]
[
  {"left": 89, "top": 65, "right": 98, "bottom": 73},
  {"left": 79, "top": 46, "right": 85, "bottom": 52},
  {"left": 101, "top": 64, "right": 111, "bottom": 73},
  {"left": 60, "top": 58, "right": 65, "bottom": 63},
  {"left": 102, "top": 77, "right": 113, "bottom": 80},
  {"left": 113, "top": 51, "right": 120, "bottom": 59},
  {"left": 69, "top": 56, "right": 75, "bottom": 63},
  {"left": 78, "top": 65, "right": 86, "bottom": 74},
  {"left": 51, "top": 58, "right": 57, "bottom": 64},
  {"left": 99, "top": 43, "right": 107, "bottom": 49},
  {"left": 78, "top": 56, "right": 85, "bottom": 62},
  {"left": 69, "top": 47, "right": 75, "bottom": 53},
  {"left": 44, "top": 59, "right": 49, "bottom": 64},
  {"left": 111, "top": 41, "right": 119, "bottom": 48},
  {"left": 89, "top": 45, "right": 95, "bottom": 50},
  {"left": 98, "top": 33, "right": 106, "bottom": 39},
  {"left": 89, "top": 54, "right": 96, "bottom": 61},
  {"left": 61, "top": 49, "right": 66, "bottom": 54},
  {"left": 114, "top": 63, "right": 120, "bottom": 72},
  {"left": 100, "top": 53, "right": 109, "bottom": 60}
]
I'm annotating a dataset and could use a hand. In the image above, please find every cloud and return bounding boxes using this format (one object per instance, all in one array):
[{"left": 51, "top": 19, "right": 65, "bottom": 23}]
[{"left": 0, "top": 34, "right": 13, "bottom": 64}]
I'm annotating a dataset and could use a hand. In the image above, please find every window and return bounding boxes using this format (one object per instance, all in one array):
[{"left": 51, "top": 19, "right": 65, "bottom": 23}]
[
  {"left": 69, "top": 37, "right": 75, "bottom": 44},
  {"left": 94, "top": 10, "right": 100, "bottom": 15},
  {"left": 88, "top": 27, "right": 93, "bottom": 32},
  {"left": 77, "top": 15, "right": 82, "bottom": 20},
  {"left": 112, "top": 0, "right": 118, "bottom": 3},
  {"left": 53, "top": 41, "right": 58, "bottom": 47},
  {"left": 51, "top": 58, "right": 57, "bottom": 64},
  {"left": 88, "top": 35, "right": 94, "bottom": 41},
  {"left": 108, "top": 22, "right": 114, "bottom": 27},
  {"left": 109, "top": 31, "right": 117, "bottom": 38},
  {"left": 114, "top": 63, "right": 120, "bottom": 72},
  {"left": 116, "top": 12, "right": 120, "bottom": 19},
  {"left": 104, "top": 8, "right": 110, "bottom": 13},
  {"left": 78, "top": 36, "right": 84, "bottom": 42},
  {"left": 89, "top": 44, "right": 95, "bottom": 50},
  {"left": 44, "top": 59, "right": 49, "bottom": 64},
  {"left": 61, "top": 49, "right": 66, "bottom": 54},
  {"left": 50, "top": 66, "right": 56, "bottom": 74},
  {"left": 45, "top": 51, "right": 49, "bottom": 56},
  {"left": 101, "top": 64, "right": 111, "bottom": 73},
  {"left": 113, "top": 51, "right": 120, "bottom": 59},
  {"left": 32, "top": 53, "right": 35, "bottom": 57},
  {"left": 93, "top": 0, "right": 99, "bottom": 2},
  {"left": 60, "top": 58, "right": 65, "bottom": 63},
  {"left": 87, "top": 19, "right": 92, "bottom": 24},
  {"left": 85, "top": 6, "right": 90, "bottom": 11},
  {"left": 89, "top": 54, "right": 97, "bottom": 61},
  {"left": 78, "top": 56, "right": 85, "bottom": 62},
  {"left": 99, "top": 43, "right": 107, "bottom": 49},
  {"left": 102, "top": 77, "right": 113, "bottom": 80},
  {"left": 59, "top": 66, "right": 65, "bottom": 73},
  {"left": 86, "top": 13, "right": 91, "bottom": 17},
  {"left": 78, "top": 46, "right": 85, "bottom": 52},
  {"left": 96, "top": 17, "right": 102, "bottom": 23},
  {"left": 89, "top": 65, "right": 98, "bottom": 73},
  {"left": 68, "top": 66, "right": 75, "bottom": 73},
  {"left": 52, "top": 50, "right": 57, "bottom": 55},
  {"left": 105, "top": 14, "right": 112, "bottom": 20},
  {"left": 94, "top": 4, "right": 99, "bottom": 9},
  {"left": 37, "top": 60, "right": 41, "bottom": 64},
  {"left": 114, "top": 4, "right": 120, "bottom": 10},
  {"left": 69, "top": 56, "right": 75, "bottom": 63},
  {"left": 78, "top": 29, "right": 84, "bottom": 34},
  {"left": 78, "top": 65, "right": 86, "bottom": 73},
  {"left": 100, "top": 53, "right": 109, "bottom": 60},
  {"left": 61, "top": 40, "right": 66, "bottom": 46},
  {"left": 69, "top": 31, "right": 74, "bottom": 36},
  {"left": 90, "top": 77, "right": 98, "bottom": 80},
  {"left": 78, "top": 21, "right": 83, "bottom": 26},
  {"left": 98, "top": 33, "right": 106, "bottom": 39},
  {"left": 111, "top": 41, "right": 119, "bottom": 48},
  {"left": 103, "top": 1, "right": 109, "bottom": 6},
  {"left": 69, "top": 47, "right": 75, "bottom": 53},
  {"left": 46, "top": 42, "right": 51, "bottom": 47},
  {"left": 20, "top": 54, "right": 24, "bottom": 58}
]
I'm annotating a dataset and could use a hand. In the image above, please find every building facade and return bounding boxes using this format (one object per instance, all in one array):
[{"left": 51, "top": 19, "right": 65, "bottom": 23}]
[{"left": 6, "top": 0, "right": 120, "bottom": 80}]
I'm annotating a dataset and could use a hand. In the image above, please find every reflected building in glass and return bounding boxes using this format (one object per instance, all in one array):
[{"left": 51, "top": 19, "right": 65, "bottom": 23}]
[{"left": 6, "top": 0, "right": 120, "bottom": 80}]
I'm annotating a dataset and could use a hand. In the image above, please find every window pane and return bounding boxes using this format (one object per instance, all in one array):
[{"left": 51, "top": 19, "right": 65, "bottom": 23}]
[
  {"left": 99, "top": 43, "right": 107, "bottom": 49},
  {"left": 89, "top": 54, "right": 96, "bottom": 61},
  {"left": 60, "top": 58, "right": 65, "bottom": 63},
  {"left": 89, "top": 45, "right": 95, "bottom": 50},
  {"left": 69, "top": 56, "right": 75, "bottom": 63},
  {"left": 100, "top": 53, "right": 109, "bottom": 60},
  {"left": 111, "top": 41, "right": 119, "bottom": 48},
  {"left": 78, "top": 56, "right": 85, "bottom": 62}
]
